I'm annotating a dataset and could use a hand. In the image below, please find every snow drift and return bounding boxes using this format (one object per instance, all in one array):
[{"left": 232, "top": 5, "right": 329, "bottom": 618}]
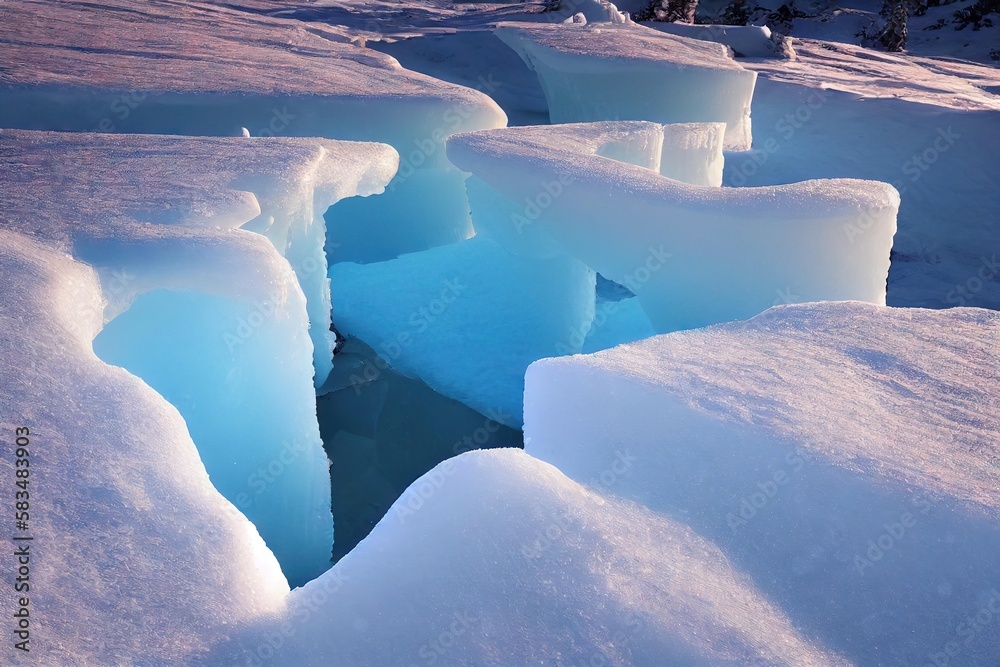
[{"left": 524, "top": 301, "right": 1000, "bottom": 666}]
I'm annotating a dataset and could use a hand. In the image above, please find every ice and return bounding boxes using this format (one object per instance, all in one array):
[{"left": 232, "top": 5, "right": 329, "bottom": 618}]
[
  {"left": 447, "top": 123, "right": 899, "bottom": 334},
  {"left": 0, "top": 0, "right": 506, "bottom": 265},
  {"left": 0, "top": 129, "right": 396, "bottom": 585},
  {"left": 524, "top": 301, "right": 1000, "bottom": 665},
  {"left": 644, "top": 22, "right": 785, "bottom": 58},
  {"left": 659, "top": 122, "right": 726, "bottom": 186},
  {"left": 494, "top": 21, "right": 758, "bottom": 150},
  {"left": 219, "top": 448, "right": 847, "bottom": 667},
  {"left": 330, "top": 236, "right": 595, "bottom": 428},
  {"left": 0, "top": 231, "right": 289, "bottom": 664}
]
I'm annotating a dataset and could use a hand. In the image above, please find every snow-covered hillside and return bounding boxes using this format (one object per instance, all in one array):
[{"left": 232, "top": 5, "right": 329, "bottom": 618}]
[{"left": 0, "top": 0, "right": 996, "bottom": 665}]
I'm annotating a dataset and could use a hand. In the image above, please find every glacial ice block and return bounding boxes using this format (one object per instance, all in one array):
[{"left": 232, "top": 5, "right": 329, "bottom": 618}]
[
  {"left": 330, "top": 236, "right": 596, "bottom": 427},
  {"left": 0, "top": 0, "right": 507, "bottom": 264},
  {"left": 0, "top": 231, "right": 289, "bottom": 665},
  {"left": 495, "top": 21, "right": 758, "bottom": 150},
  {"left": 524, "top": 302, "right": 1000, "bottom": 666},
  {"left": 219, "top": 449, "right": 847, "bottom": 667},
  {"left": 447, "top": 123, "right": 899, "bottom": 333},
  {"left": 0, "top": 129, "right": 396, "bottom": 584},
  {"left": 644, "top": 22, "right": 785, "bottom": 58}
]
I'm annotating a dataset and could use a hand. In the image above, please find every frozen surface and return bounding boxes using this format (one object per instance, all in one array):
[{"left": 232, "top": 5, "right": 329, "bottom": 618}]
[
  {"left": 330, "top": 235, "right": 595, "bottom": 427},
  {"left": 0, "top": 129, "right": 397, "bottom": 584},
  {"left": 525, "top": 301, "right": 1000, "bottom": 665},
  {"left": 219, "top": 448, "right": 847, "bottom": 667},
  {"left": 644, "top": 21, "right": 783, "bottom": 58},
  {"left": 448, "top": 123, "right": 899, "bottom": 334},
  {"left": 495, "top": 21, "right": 758, "bottom": 150},
  {"left": 660, "top": 121, "right": 726, "bottom": 187},
  {"left": 0, "top": 0, "right": 506, "bottom": 265},
  {"left": 730, "top": 39, "right": 1000, "bottom": 310},
  {"left": 0, "top": 232, "right": 289, "bottom": 664}
]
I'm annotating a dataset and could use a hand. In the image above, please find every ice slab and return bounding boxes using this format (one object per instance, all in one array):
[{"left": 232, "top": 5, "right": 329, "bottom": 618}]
[
  {"left": 644, "top": 22, "right": 785, "bottom": 58},
  {"left": 524, "top": 301, "right": 1000, "bottom": 665},
  {"left": 330, "top": 235, "right": 595, "bottom": 428},
  {"left": 0, "top": 129, "right": 397, "bottom": 387},
  {"left": 495, "top": 21, "right": 758, "bottom": 150},
  {"left": 0, "top": 231, "right": 289, "bottom": 664},
  {"left": 219, "top": 448, "right": 847, "bottom": 667},
  {"left": 448, "top": 123, "right": 899, "bottom": 334},
  {"left": 0, "top": 129, "right": 396, "bottom": 584},
  {"left": 0, "top": 0, "right": 507, "bottom": 264}
]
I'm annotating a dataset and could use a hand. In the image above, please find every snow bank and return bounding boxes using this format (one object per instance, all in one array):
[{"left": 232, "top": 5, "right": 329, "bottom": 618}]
[
  {"left": 524, "top": 301, "right": 1000, "bottom": 666},
  {"left": 219, "top": 449, "right": 847, "bottom": 667},
  {"left": 644, "top": 22, "right": 784, "bottom": 58},
  {"left": 0, "top": 231, "right": 289, "bottom": 664},
  {"left": 330, "top": 236, "right": 595, "bottom": 428},
  {"left": 495, "top": 21, "right": 758, "bottom": 150},
  {"left": 448, "top": 123, "right": 899, "bottom": 334},
  {"left": 0, "top": 129, "right": 396, "bottom": 584},
  {"left": 0, "top": 0, "right": 506, "bottom": 265}
]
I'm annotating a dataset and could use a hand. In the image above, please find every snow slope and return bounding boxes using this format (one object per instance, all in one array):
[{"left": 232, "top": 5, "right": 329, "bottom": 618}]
[
  {"left": 525, "top": 301, "right": 1000, "bottom": 665},
  {"left": 218, "top": 448, "right": 849, "bottom": 667}
]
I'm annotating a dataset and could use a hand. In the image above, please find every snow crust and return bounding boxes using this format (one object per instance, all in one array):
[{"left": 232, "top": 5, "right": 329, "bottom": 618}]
[
  {"left": 495, "top": 21, "right": 758, "bottom": 150},
  {"left": 0, "top": 129, "right": 396, "bottom": 584},
  {"left": 220, "top": 448, "right": 848, "bottom": 667},
  {"left": 448, "top": 122, "right": 900, "bottom": 334},
  {"left": 525, "top": 301, "right": 1000, "bottom": 666},
  {"left": 644, "top": 21, "right": 783, "bottom": 58},
  {"left": 0, "top": 232, "right": 289, "bottom": 665}
]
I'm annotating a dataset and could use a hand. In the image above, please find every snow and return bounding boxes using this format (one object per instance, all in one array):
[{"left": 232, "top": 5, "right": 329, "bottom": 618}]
[
  {"left": 330, "top": 235, "right": 596, "bottom": 428},
  {"left": 219, "top": 448, "right": 849, "bottom": 667},
  {"left": 643, "top": 21, "right": 784, "bottom": 58},
  {"left": 0, "top": 0, "right": 507, "bottom": 266},
  {"left": 524, "top": 301, "right": 1000, "bottom": 666},
  {"left": 495, "top": 21, "right": 759, "bottom": 150},
  {"left": 0, "top": 231, "right": 289, "bottom": 665},
  {"left": 0, "top": 128, "right": 397, "bottom": 585},
  {"left": 448, "top": 122, "right": 899, "bottom": 334},
  {"left": 729, "top": 39, "right": 1000, "bottom": 311}
]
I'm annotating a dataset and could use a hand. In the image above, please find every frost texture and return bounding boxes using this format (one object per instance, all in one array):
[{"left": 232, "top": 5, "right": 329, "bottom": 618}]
[{"left": 525, "top": 301, "right": 1000, "bottom": 666}]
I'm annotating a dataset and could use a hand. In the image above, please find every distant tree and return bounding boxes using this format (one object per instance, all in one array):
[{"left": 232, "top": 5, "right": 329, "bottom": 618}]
[
  {"left": 634, "top": 0, "right": 699, "bottom": 23},
  {"left": 878, "top": 0, "right": 909, "bottom": 51},
  {"left": 721, "top": 0, "right": 752, "bottom": 25}
]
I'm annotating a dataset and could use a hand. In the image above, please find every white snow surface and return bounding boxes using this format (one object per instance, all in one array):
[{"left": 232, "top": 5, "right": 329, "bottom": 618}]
[
  {"left": 219, "top": 448, "right": 849, "bottom": 667},
  {"left": 495, "top": 21, "right": 758, "bottom": 149},
  {"left": 0, "top": 231, "right": 290, "bottom": 665},
  {"left": 525, "top": 301, "right": 1000, "bottom": 666},
  {"left": 448, "top": 122, "right": 900, "bottom": 334}
]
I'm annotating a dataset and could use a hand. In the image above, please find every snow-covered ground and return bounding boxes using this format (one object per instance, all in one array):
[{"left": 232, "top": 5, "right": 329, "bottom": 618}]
[{"left": 0, "top": 0, "right": 997, "bottom": 664}]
